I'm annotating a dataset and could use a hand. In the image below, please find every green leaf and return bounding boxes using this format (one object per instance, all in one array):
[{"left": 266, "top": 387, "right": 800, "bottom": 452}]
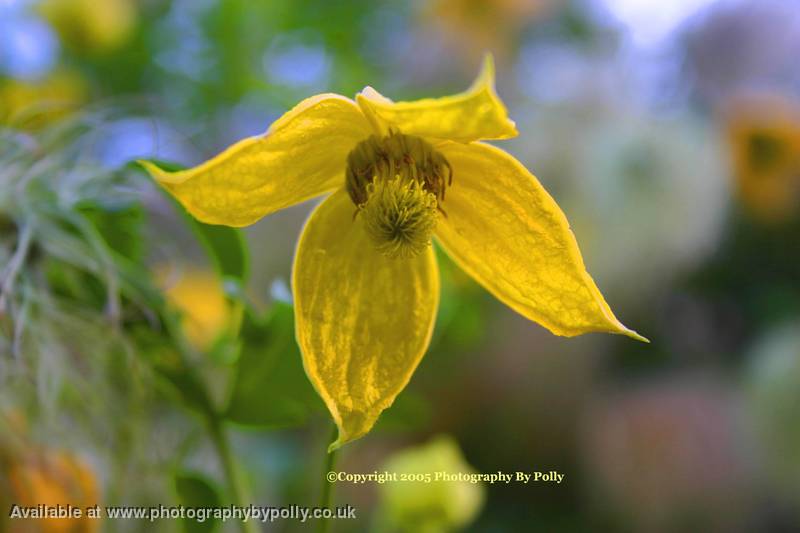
[
  {"left": 374, "top": 391, "right": 432, "bottom": 433},
  {"left": 154, "top": 354, "right": 214, "bottom": 414},
  {"left": 175, "top": 472, "right": 221, "bottom": 533},
  {"left": 225, "top": 302, "right": 324, "bottom": 427},
  {"left": 133, "top": 159, "right": 250, "bottom": 287},
  {"left": 189, "top": 219, "right": 249, "bottom": 287},
  {"left": 132, "top": 159, "right": 184, "bottom": 173},
  {"left": 78, "top": 201, "right": 145, "bottom": 264}
]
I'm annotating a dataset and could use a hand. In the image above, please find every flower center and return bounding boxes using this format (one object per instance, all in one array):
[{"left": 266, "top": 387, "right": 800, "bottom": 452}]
[{"left": 345, "top": 131, "right": 452, "bottom": 258}]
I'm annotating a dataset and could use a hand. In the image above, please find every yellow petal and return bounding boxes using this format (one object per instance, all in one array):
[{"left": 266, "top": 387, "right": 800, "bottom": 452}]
[
  {"left": 356, "top": 54, "right": 517, "bottom": 142},
  {"left": 140, "top": 94, "right": 371, "bottom": 227},
  {"left": 435, "top": 142, "right": 646, "bottom": 342},
  {"left": 293, "top": 190, "right": 440, "bottom": 450}
]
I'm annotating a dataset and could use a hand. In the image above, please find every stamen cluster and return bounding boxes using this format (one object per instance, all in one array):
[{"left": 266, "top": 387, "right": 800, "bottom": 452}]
[{"left": 345, "top": 132, "right": 452, "bottom": 257}]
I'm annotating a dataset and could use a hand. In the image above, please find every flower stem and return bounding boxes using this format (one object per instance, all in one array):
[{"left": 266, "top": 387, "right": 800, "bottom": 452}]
[
  {"left": 161, "top": 298, "right": 257, "bottom": 533},
  {"left": 317, "top": 424, "right": 339, "bottom": 533},
  {"left": 171, "top": 338, "right": 256, "bottom": 533},
  {"left": 208, "top": 415, "right": 259, "bottom": 533}
]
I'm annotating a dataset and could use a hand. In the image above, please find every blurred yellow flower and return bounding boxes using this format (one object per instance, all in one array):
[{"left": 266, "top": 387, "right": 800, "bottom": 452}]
[
  {"left": 2, "top": 449, "right": 99, "bottom": 533},
  {"left": 160, "top": 268, "right": 230, "bottom": 351},
  {"left": 379, "top": 436, "right": 484, "bottom": 532},
  {"left": 39, "top": 0, "right": 137, "bottom": 53},
  {"left": 420, "top": 0, "right": 559, "bottom": 65},
  {"left": 142, "top": 55, "right": 644, "bottom": 449},
  {"left": 0, "top": 70, "right": 87, "bottom": 125},
  {"left": 724, "top": 94, "right": 800, "bottom": 223}
]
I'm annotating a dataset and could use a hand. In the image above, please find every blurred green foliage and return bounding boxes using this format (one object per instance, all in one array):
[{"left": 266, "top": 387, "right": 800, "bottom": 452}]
[
  {"left": 2, "top": 0, "right": 800, "bottom": 531},
  {"left": 226, "top": 302, "right": 324, "bottom": 428}
]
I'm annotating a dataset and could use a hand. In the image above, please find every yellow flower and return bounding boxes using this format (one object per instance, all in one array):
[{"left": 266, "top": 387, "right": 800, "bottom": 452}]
[
  {"left": 2, "top": 450, "right": 99, "bottom": 533},
  {"left": 724, "top": 94, "right": 800, "bottom": 223},
  {"left": 39, "top": 0, "right": 137, "bottom": 53},
  {"left": 379, "top": 436, "right": 484, "bottom": 532},
  {"left": 420, "top": 0, "right": 558, "bottom": 65},
  {"left": 159, "top": 268, "right": 230, "bottom": 351},
  {"left": 0, "top": 70, "right": 87, "bottom": 126},
  {"left": 141, "top": 56, "right": 645, "bottom": 449}
]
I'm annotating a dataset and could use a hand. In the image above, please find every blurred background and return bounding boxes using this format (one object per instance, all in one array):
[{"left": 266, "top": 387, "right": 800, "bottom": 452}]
[{"left": 1, "top": 0, "right": 800, "bottom": 531}]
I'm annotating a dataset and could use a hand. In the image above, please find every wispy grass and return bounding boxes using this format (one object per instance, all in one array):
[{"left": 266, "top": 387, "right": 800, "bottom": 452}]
[
  {"left": 0, "top": 109, "right": 202, "bottom": 518},
  {"left": 1, "top": 109, "right": 178, "bottom": 449}
]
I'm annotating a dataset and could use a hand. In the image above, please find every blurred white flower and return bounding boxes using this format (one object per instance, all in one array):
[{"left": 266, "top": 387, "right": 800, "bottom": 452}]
[{"left": 510, "top": 105, "right": 729, "bottom": 301}]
